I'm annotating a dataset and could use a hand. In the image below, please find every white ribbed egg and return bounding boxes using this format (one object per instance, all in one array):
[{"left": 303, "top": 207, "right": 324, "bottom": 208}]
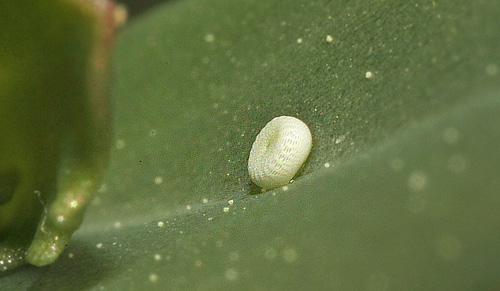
[{"left": 248, "top": 116, "right": 312, "bottom": 190}]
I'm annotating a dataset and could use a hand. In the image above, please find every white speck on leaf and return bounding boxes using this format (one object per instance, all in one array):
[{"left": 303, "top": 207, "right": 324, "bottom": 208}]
[
  {"left": 283, "top": 248, "right": 298, "bottom": 263},
  {"left": 149, "top": 273, "right": 158, "bottom": 283},
  {"left": 408, "top": 171, "right": 428, "bottom": 191},
  {"left": 116, "top": 139, "right": 125, "bottom": 150},
  {"left": 204, "top": 34, "right": 215, "bottom": 43},
  {"left": 486, "top": 64, "right": 498, "bottom": 76},
  {"left": 225, "top": 268, "right": 238, "bottom": 281}
]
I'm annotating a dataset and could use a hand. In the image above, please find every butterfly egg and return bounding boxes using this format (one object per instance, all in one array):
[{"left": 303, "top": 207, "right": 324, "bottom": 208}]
[{"left": 248, "top": 116, "right": 312, "bottom": 190}]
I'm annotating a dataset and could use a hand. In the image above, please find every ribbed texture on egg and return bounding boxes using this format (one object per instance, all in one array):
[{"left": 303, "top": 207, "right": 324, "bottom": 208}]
[{"left": 248, "top": 116, "right": 312, "bottom": 190}]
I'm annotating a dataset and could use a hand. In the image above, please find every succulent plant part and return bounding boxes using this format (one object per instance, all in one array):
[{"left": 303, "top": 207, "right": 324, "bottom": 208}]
[
  {"left": 0, "top": 0, "right": 123, "bottom": 271},
  {"left": 248, "top": 116, "right": 313, "bottom": 191}
]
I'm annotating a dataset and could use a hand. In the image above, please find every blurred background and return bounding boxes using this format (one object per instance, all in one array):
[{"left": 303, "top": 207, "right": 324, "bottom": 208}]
[{"left": 117, "top": 0, "right": 173, "bottom": 18}]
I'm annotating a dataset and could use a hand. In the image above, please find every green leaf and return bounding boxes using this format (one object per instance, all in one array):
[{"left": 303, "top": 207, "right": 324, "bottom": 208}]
[{"left": 2, "top": 0, "right": 500, "bottom": 289}]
